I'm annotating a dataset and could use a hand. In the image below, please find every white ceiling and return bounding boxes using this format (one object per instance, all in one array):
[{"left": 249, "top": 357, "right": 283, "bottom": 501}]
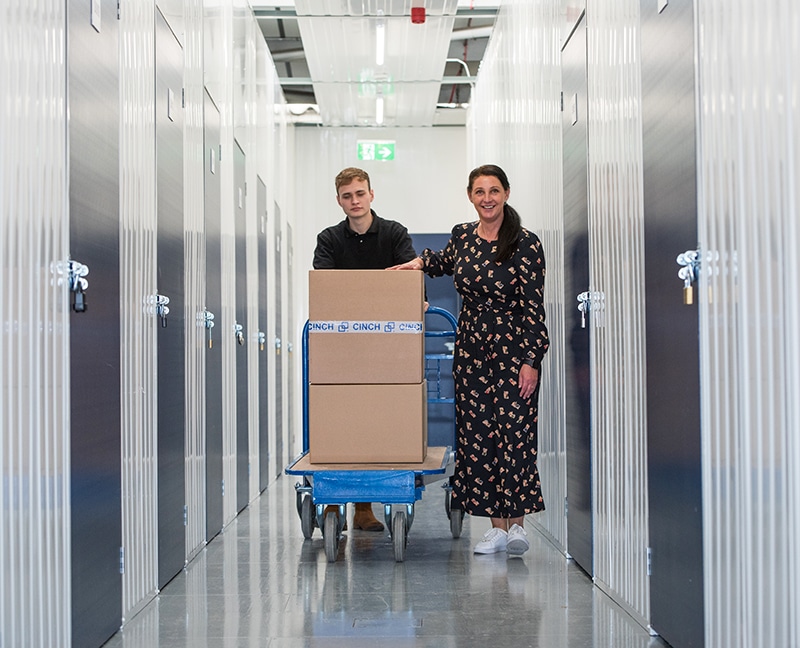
[{"left": 253, "top": 0, "right": 499, "bottom": 126}]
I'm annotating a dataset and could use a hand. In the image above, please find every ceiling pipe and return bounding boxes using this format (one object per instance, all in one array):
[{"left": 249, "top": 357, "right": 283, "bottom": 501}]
[
  {"left": 272, "top": 48, "right": 305, "bottom": 62},
  {"left": 450, "top": 25, "right": 493, "bottom": 40},
  {"left": 445, "top": 58, "right": 474, "bottom": 87}
]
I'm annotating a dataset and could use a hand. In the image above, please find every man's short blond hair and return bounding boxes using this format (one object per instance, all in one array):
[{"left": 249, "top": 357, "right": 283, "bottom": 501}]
[{"left": 335, "top": 167, "right": 371, "bottom": 193}]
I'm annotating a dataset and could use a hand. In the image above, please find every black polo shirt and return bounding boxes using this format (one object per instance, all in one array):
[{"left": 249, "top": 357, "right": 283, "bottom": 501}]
[{"left": 312, "top": 211, "right": 418, "bottom": 270}]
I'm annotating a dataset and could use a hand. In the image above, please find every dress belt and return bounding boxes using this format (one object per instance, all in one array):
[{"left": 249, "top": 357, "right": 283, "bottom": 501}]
[{"left": 462, "top": 299, "right": 521, "bottom": 316}]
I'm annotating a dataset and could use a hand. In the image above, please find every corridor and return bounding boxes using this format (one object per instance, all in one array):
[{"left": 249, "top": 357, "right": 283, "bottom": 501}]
[
  {"left": 102, "top": 475, "right": 668, "bottom": 648},
  {"left": 6, "top": 1, "right": 799, "bottom": 646}
]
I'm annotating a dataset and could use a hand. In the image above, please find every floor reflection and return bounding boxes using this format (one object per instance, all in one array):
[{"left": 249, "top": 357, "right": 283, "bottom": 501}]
[{"left": 102, "top": 476, "right": 670, "bottom": 648}]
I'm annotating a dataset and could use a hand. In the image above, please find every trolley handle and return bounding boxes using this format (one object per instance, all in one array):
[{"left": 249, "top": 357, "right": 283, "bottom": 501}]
[{"left": 424, "top": 305, "right": 458, "bottom": 334}]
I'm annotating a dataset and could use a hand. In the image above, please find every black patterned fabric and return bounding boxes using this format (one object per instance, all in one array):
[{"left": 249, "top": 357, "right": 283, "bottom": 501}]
[{"left": 421, "top": 222, "right": 549, "bottom": 518}]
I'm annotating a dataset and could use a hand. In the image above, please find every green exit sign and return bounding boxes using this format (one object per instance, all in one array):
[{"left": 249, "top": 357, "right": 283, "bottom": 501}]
[{"left": 357, "top": 140, "right": 395, "bottom": 161}]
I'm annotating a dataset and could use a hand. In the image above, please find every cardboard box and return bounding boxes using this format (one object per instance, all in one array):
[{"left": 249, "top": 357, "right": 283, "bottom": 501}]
[
  {"left": 308, "top": 270, "right": 425, "bottom": 384},
  {"left": 309, "top": 382, "right": 428, "bottom": 463}
]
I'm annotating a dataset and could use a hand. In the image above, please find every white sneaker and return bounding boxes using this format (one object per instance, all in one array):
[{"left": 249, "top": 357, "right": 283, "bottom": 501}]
[
  {"left": 474, "top": 528, "right": 508, "bottom": 554},
  {"left": 506, "top": 524, "right": 530, "bottom": 557}
]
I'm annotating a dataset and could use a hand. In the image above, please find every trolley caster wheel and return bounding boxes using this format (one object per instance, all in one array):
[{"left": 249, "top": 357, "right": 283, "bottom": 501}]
[
  {"left": 323, "top": 511, "right": 340, "bottom": 562},
  {"left": 300, "top": 495, "right": 315, "bottom": 540},
  {"left": 444, "top": 490, "right": 465, "bottom": 539},
  {"left": 392, "top": 511, "right": 408, "bottom": 562},
  {"left": 449, "top": 508, "right": 465, "bottom": 539}
]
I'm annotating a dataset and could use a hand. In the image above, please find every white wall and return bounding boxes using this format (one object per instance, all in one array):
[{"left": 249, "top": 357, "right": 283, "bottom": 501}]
[{"left": 292, "top": 126, "right": 468, "bottom": 310}]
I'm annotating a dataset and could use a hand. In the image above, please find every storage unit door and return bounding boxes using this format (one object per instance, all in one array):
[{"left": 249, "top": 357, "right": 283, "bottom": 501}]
[
  {"left": 204, "top": 90, "right": 224, "bottom": 541},
  {"left": 155, "top": 8, "right": 186, "bottom": 588},
  {"left": 273, "top": 203, "right": 284, "bottom": 477},
  {"left": 234, "top": 139, "right": 249, "bottom": 512},
  {"left": 286, "top": 224, "right": 296, "bottom": 465},
  {"left": 641, "top": 0, "right": 704, "bottom": 644},
  {"left": 68, "top": 0, "right": 122, "bottom": 643},
  {"left": 562, "top": 14, "right": 593, "bottom": 577},
  {"left": 257, "top": 177, "right": 270, "bottom": 491}
]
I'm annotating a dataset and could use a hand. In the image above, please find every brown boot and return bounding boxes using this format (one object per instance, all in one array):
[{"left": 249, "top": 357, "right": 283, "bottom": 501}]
[
  {"left": 323, "top": 504, "right": 347, "bottom": 531},
  {"left": 353, "top": 502, "right": 384, "bottom": 532}
]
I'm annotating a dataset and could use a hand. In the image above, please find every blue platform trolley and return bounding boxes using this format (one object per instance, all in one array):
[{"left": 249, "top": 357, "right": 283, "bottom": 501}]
[{"left": 286, "top": 306, "right": 465, "bottom": 562}]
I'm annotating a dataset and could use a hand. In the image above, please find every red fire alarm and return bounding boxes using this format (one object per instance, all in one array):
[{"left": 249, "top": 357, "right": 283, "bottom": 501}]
[{"left": 411, "top": 7, "right": 426, "bottom": 23}]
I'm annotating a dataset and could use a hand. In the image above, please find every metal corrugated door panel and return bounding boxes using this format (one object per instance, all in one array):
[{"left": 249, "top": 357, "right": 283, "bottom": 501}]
[
  {"left": 586, "top": 0, "right": 651, "bottom": 627},
  {"left": 183, "top": 0, "right": 209, "bottom": 563},
  {"left": 640, "top": 0, "right": 704, "bottom": 645},
  {"left": 119, "top": 0, "right": 158, "bottom": 623},
  {"left": 233, "top": 139, "right": 249, "bottom": 513},
  {"left": 562, "top": 13, "right": 593, "bottom": 576},
  {"left": 204, "top": 90, "right": 225, "bottom": 541},
  {"left": 273, "top": 202, "right": 285, "bottom": 478},
  {"left": 697, "top": 1, "right": 800, "bottom": 646},
  {"left": 257, "top": 178, "right": 270, "bottom": 492},
  {"left": 214, "top": 0, "right": 239, "bottom": 530},
  {"left": 155, "top": 7, "right": 187, "bottom": 587},
  {"left": 1, "top": 1, "right": 70, "bottom": 646},
  {"left": 286, "top": 223, "right": 297, "bottom": 465},
  {"left": 68, "top": 0, "right": 123, "bottom": 643},
  {"left": 240, "top": 20, "right": 262, "bottom": 503}
]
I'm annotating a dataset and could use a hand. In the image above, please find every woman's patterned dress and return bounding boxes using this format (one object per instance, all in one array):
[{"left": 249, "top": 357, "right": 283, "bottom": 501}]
[{"left": 422, "top": 222, "right": 549, "bottom": 518}]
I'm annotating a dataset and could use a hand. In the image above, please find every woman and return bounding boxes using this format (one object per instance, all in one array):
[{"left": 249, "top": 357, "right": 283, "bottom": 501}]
[{"left": 393, "top": 164, "right": 549, "bottom": 556}]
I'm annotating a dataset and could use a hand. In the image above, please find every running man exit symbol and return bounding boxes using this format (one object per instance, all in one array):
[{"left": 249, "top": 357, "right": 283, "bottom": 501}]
[{"left": 357, "top": 140, "right": 395, "bottom": 161}]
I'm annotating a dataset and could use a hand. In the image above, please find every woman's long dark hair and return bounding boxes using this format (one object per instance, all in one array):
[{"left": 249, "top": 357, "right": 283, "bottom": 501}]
[{"left": 468, "top": 164, "right": 521, "bottom": 263}]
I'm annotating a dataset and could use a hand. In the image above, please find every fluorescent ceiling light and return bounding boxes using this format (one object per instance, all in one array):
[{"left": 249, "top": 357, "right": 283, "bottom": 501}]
[
  {"left": 375, "top": 17, "right": 385, "bottom": 66},
  {"left": 295, "top": 1, "right": 459, "bottom": 126},
  {"left": 375, "top": 96, "right": 384, "bottom": 125}
]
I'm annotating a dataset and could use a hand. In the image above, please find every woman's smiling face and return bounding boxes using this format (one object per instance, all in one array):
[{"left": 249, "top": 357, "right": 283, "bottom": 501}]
[{"left": 468, "top": 174, "right": 510, "bottom": 225}]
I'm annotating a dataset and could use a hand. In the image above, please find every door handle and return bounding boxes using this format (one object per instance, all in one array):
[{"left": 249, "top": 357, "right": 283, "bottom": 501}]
[
  {"left": 154, "top": 294, "right": 170, "bottom": 328},
  {"left": 677, "top": 249, "right": 700, "bottom": 305},
  {"left": 577, "top": 291, "right": 591, "bottom": 328},
  {"left": 576, "top": 291, "right": 604, "bottom": 328},
  {"left": 56, "top": 259, "right": 89, "bottom": 312},
  {"left": 200, "top": 309, "right": 215, "bottom": 348}
]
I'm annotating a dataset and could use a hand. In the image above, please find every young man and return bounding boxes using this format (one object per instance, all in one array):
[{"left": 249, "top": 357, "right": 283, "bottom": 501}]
[{"left": 312, "top": 167, "right": 418, "bottom": 532}]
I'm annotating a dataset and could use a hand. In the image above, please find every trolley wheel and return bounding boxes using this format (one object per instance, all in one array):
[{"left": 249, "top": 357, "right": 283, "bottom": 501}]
[
  {"left": 444, "top": 489, "right": 464, "bottom": 538},
  {"left": 392, "top": 511, "right": 408, "bottom": 562},
  {"left": 323, "top": 511, "right": 340, "bottom": 562},
  {"left": 449, "top": 508, "right": 464, "bottom": 539},
  {"left": 300, "top": 495, "right": 315, "bottom": 540}
]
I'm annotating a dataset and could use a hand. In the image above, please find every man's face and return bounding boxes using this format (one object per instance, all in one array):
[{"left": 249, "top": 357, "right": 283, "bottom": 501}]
[{"left": 336, "top": 178, "right": 374, "bottom": 220}]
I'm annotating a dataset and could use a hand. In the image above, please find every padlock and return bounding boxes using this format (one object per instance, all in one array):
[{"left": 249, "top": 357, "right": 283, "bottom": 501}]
[
  {"left": 683, "top": 284, "right": 693, "bottom": 305},
  {"left": 73, "top": 288, "right": 87, "bottom": 313}
]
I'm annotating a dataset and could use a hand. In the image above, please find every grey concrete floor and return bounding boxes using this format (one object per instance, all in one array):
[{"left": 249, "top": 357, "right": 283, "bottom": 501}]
[{"left": 102, "top": 474, "right": 671, "bottom": 648}]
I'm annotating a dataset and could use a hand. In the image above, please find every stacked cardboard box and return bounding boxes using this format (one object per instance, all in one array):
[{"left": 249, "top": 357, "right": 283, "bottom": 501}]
[{"left": 308, "top": 270, "right": 427, "bottom": 463}]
